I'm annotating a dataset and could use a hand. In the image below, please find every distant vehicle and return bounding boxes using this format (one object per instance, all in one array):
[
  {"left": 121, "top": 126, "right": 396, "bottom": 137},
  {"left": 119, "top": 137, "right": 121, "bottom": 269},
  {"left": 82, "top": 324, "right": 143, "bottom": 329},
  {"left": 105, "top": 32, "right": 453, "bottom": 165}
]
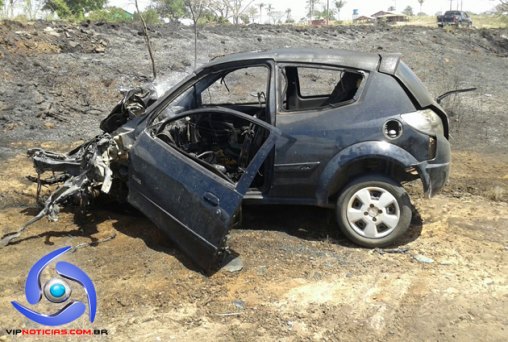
[{"left": 437, "top": 11, "right": 472, "bottom": 28}]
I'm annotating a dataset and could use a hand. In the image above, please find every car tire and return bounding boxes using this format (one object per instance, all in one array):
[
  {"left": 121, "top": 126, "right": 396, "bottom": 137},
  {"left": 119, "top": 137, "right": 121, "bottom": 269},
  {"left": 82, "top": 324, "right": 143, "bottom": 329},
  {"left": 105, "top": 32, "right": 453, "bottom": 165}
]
[{"left": 336, "top": 175, "right": 412, "bottom": 248}]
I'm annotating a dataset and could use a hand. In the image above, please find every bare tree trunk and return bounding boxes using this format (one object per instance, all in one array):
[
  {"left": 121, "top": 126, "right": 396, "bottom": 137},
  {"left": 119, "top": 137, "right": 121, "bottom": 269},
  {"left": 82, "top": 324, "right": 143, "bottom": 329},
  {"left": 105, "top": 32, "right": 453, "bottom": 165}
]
[
  {"left": 135, "top": 0, "right": 157, "bottom": 81},
  {"left": 194, "top": 23, "right": 198, "bottom": 69}
]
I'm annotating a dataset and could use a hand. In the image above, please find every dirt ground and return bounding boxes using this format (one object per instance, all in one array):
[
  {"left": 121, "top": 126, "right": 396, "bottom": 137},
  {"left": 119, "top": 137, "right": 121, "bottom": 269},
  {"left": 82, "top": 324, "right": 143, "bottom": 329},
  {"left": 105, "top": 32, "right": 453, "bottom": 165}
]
[{"left": 0, "top": 20, "right": 507, "bottom": 341}]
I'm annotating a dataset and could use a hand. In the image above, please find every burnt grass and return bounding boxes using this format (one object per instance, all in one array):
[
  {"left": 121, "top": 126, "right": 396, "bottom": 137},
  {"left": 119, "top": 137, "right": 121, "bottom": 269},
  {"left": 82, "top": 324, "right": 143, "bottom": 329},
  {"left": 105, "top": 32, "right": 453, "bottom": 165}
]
[
  {"left": 0, "top": 20, "right": 507, "bottom": 154},
  {"left": 1, "top": 20, "right": 506, "bottom": 203}
]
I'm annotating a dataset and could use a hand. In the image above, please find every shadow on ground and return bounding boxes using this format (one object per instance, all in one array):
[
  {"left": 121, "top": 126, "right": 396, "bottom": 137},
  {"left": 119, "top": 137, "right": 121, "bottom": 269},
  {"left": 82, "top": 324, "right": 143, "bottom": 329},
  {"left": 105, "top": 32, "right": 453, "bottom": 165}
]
[{"left": 6, "top": 201, "right": 423, "bottom": 273}]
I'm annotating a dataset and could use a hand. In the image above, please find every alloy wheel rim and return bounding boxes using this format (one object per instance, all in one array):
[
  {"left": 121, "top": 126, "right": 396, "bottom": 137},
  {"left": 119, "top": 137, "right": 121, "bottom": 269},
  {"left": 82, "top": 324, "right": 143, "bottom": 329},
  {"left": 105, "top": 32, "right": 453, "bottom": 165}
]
[{"left": 346, "top": 186, "right": 400, "bottom": 239}]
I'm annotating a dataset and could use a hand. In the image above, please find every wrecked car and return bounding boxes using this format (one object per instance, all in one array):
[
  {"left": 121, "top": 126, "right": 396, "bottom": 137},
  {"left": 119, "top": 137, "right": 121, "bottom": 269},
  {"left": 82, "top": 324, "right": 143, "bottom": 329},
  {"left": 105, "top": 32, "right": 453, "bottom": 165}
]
[{"left": 2, "top": 48, "right": 454, "bottom": 273}]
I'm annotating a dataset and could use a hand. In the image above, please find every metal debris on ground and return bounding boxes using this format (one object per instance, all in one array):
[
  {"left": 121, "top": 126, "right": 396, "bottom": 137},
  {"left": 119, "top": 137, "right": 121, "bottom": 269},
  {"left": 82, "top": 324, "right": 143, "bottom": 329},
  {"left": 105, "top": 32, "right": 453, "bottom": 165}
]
[
  {"left": 70, "top": 233, "right": 117, "bottom": 252},
  {"left": 413, "top": 254, "right": 434, "bottom": 264},
  {"left": 373, "top": 247, "right": 410, "bottom": 255},
  {"left": 223, "top": 257, "right": 244, "bottom": 273}
]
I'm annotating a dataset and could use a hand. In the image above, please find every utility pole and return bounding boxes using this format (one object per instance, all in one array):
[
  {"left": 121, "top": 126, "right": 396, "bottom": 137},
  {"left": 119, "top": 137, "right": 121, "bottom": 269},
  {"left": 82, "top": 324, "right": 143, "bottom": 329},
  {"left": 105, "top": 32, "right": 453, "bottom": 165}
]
[{"left": 449, "top": 0, "right": 452, "bottom": 11}]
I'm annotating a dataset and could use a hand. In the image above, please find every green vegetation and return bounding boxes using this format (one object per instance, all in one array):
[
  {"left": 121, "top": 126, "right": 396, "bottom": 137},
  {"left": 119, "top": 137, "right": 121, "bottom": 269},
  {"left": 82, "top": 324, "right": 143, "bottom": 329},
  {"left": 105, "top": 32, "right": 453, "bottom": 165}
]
[
  {"left": 153, "top": 0, "right": 186, "bottom": 22},
  {"left": 134, "top": 8, "right": 161, "bottom": 25},
  {"left": 87, "top": 7, "right": 133, "bottom": 23},
  {"left": 43, "top": 0, "right": 107, "bottom": 18}
]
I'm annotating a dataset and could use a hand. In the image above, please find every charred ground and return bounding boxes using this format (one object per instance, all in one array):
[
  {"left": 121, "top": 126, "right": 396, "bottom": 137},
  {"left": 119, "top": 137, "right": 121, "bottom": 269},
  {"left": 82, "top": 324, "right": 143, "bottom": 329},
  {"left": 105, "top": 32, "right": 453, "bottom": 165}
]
[{"left": 0, "top": 21, "right": 507, "bottom": 341}]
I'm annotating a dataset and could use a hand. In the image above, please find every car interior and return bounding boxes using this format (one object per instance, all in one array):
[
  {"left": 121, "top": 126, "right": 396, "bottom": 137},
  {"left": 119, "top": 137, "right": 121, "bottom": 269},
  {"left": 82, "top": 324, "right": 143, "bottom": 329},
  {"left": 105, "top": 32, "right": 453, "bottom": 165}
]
[
  {"left": 152, "top": 66, "right": 271, "bottom": 185},
  {"left": 279, "top": 66, "right": 363, "bottom": 112}
]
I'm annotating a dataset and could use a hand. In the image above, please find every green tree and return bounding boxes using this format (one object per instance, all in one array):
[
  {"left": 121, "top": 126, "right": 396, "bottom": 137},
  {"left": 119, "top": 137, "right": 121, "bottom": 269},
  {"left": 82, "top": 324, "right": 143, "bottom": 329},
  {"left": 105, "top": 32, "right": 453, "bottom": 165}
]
[
  {"left": 43, "top": 0, "right": 107, "bottom": 18},
  {"left": 402, "top": 5, "right": 413, "bottom": 16},
  {"left": 134, "top": 8, "right": 160, "bottom": 25},
  {"left": 88, "top": 7, "right": 134, "bottom": 23},
  {"left": 153, "top": 0, "right": 187, "bottom": 22},
  {"left": 319, "top": 7, "right": 335, "bottom": 20},
  {"left": 44, "top": 0, "right": 72, "bottom": 18}
]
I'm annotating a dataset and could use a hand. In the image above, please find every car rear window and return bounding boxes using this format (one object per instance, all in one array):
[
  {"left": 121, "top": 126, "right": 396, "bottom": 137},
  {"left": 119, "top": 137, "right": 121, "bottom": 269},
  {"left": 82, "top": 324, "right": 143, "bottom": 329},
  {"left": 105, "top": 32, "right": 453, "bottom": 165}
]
[{"left": 279, "top": 65, "right": 364, "bottom": 112}]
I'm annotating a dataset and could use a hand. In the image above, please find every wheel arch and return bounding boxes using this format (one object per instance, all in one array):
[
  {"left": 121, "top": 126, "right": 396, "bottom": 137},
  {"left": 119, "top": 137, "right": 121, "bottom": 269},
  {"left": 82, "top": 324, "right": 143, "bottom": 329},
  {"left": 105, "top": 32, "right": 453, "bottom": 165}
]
[{"left": 315, "top": 141, "right": 423, "bottom": 206}]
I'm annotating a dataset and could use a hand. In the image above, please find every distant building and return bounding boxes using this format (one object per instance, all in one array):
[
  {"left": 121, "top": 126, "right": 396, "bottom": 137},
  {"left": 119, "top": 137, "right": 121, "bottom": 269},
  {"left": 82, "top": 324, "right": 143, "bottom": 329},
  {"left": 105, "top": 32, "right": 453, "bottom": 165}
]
[
  {"left": 371, "top": 11, "right": 408, "bottom": 23},
  {"left": 353, "top": 16, "right": 375, "bottom": 24},
  {"left": 310, "top": 19, "right": 327, "bottom": 27}
]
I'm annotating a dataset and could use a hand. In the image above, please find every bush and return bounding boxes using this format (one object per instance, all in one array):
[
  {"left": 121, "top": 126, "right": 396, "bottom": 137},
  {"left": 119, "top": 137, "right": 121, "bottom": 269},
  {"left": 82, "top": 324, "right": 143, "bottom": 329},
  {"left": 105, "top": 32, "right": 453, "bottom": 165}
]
[
  {"left": 133, "top": 8, "right": 160, "bottom": 25},
  {"left": 47, "top": 0, "right": 73, "bottom": 19},
  {"left": 88, "top": 7, "right": 133, "bottom": 23}
]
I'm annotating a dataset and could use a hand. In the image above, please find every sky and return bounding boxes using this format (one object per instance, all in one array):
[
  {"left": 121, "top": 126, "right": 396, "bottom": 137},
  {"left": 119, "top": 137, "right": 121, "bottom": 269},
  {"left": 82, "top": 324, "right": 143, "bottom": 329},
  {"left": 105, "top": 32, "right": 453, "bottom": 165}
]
[{"left": 110, "top": 0, "right": 499, "bottom": 22}]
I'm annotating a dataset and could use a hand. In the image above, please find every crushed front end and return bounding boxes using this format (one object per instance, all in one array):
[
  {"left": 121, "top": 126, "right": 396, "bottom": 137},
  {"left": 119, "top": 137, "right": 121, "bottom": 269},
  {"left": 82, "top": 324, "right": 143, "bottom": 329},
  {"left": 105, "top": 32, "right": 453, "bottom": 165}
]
[{"left": 0, "top": 87, "right": 155, "bottom": 247}]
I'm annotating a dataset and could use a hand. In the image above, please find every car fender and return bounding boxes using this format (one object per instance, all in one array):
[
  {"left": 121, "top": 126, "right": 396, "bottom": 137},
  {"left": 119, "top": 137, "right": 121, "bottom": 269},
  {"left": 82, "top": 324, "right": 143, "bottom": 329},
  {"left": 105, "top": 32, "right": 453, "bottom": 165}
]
[{"left": 315, "top": 141, "right": 424, "bottom": 206}]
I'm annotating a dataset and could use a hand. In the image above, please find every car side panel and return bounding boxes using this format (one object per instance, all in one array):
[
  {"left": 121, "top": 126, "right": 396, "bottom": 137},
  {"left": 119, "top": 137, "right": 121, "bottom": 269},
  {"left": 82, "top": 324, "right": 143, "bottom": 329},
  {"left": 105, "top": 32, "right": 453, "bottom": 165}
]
[{"left": 269, "top": 72, "right": 416, "bottom": 200}]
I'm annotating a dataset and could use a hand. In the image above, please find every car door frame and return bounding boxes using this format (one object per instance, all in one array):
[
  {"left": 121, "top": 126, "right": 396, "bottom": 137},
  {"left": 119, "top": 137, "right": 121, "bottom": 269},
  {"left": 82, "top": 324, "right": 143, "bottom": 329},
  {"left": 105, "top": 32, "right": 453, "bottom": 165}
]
[{"left": 127, "top": 62, "right": 279, "bottom": 272}]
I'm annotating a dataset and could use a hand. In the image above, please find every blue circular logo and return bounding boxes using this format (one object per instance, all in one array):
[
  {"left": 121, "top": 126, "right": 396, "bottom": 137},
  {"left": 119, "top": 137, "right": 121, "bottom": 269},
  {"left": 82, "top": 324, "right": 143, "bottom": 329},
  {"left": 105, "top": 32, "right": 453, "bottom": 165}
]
[
  {"left": 11, "top": 246, "right": 97, "bottom": 326},
  {"left": 50, "top": 284, "right": 65, "bottom": 297},
  {"left": 43, "top": 278, "right": 72, "bottom": 303}
]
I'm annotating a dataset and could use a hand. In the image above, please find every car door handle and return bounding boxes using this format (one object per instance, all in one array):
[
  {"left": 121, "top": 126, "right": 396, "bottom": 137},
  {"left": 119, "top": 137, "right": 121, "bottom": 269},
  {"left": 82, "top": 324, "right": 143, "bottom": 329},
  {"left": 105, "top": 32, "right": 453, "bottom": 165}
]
[{"left": 203, "top": 192, "right": 220, "bottom": 207}]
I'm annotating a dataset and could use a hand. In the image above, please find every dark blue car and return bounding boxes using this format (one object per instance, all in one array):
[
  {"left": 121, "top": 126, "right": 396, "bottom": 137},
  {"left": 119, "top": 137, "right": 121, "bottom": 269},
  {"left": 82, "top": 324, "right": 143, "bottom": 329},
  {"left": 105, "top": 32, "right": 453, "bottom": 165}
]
[{"left": 24, "top": 49, "right": 451, "bottom": 272}]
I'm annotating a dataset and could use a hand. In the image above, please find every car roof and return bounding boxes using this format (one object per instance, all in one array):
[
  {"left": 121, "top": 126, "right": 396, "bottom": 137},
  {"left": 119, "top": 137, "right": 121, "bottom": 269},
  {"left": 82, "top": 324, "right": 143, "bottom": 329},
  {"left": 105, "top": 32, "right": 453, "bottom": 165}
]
[{"left": 205, "top": 48, "right": 399, "bottom": 73}]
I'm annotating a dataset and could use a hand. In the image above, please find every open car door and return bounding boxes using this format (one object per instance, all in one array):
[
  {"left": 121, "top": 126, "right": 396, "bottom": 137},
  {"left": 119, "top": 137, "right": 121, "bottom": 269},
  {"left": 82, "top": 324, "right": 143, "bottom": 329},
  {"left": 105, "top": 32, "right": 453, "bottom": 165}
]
[{"left": 127, "top": 108, "right": 279, "bottom": 273}]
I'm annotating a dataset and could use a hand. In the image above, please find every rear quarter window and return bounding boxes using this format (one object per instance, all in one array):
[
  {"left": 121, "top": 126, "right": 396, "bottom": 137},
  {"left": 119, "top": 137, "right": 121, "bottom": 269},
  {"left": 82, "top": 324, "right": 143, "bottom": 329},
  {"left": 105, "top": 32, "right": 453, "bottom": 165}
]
[{"left": 279, "top": 65, "right": 364, "bottom": 112}]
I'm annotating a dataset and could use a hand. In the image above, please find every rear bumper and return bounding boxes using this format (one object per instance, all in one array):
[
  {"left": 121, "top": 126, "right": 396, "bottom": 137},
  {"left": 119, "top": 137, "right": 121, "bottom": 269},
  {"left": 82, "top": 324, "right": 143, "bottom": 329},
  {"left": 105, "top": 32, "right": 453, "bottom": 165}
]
[{"left": 416, "top": 135, "right": 451, "bottom": 198}]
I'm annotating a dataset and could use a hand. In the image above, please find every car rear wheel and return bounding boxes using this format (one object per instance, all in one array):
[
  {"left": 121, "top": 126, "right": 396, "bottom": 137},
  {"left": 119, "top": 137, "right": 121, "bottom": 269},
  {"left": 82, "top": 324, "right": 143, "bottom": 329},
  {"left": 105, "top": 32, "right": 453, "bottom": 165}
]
[{"left": 336, "top": 175, "right": 412, "bottom": 248}]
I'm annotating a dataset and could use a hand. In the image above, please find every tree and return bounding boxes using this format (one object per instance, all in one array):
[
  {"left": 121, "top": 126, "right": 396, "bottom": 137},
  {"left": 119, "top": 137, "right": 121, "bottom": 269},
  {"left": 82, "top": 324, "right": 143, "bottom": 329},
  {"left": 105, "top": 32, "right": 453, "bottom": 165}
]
[
  {"left": 209, "top": 0, "right": 230, "bottom": 22},
  {"left": 402, "top": 5, "right": 413, "bottom": 16},
  {"left": 153, "top": 0, "right": 187, "bottom": 22},
  {"left": 245, "top": 5, "right": 257, "bottom": 23},
  {"left": 306, "top": 0, "right": 320, "bottom": 21},
  {"left": 334, "top": 0, "right": 345, "bottom": 20},
  {"left": 134, "top": 8, "right": 161, "bottom": 25},
  {"left": 135, "top": 0, "right": 157, "bottom": 81},
  {"left": 319, "top": 7, "right": 335, "bottom": 21},
  {"left": 24, "top": 0, "right": 44, "bottom": 19},
  {"left": 496, "top": 0, "right": 508, "bottom": 12},
  {"left": 8, "top": 0, "right": 15, "bottom": 17},
  {"left": 43, "top": 0, "right": 72, "bottom": 18},
  {"left": 43, "top": 0, "right": 107, "bottom": 18},
  {"left": 417, "top": 0, "right": 424, "bottom": 14},
  {"left": 184, "top": 0, "right": 209, "bottom": 68},
  {"left": 88, "top": 7, "right": 134, "bottom": 23},
  {"left": 226, "top": 0, "right": 256, "bottom": 25},
  {"left": 268, "top": 9, "right": 284, "bottom": 24},
  {"left": 387, "top": 5, "right": 395, "bottom": 12},
  {"left": 285, "top": 7, "right": 291, "bottom": 21},
  {"left": 258, "top": 2, "right": 264, "bottom": 23}
]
